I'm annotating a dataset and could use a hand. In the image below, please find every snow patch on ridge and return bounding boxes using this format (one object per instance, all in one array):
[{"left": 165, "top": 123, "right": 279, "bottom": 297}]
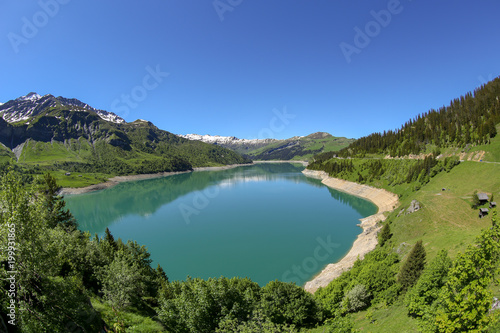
[
  {"left": 179, "top": 134, "right": 277, "bottom": 145},
  {"left": 16, "top": 92, "right": 42, "bottom": 102}
]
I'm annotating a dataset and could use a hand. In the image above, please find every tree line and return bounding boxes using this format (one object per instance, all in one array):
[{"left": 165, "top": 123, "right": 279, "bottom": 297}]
[
  {"left": 307, "top": 155, "right": 460, "bottom": 190},
  {"left": 339, "top": 76, "right": 500, "bottom": 157}
]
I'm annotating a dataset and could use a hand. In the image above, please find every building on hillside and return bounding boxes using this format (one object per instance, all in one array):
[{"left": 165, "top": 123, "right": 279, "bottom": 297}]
[
  {"left": 478, "top": 193, "right": 489, "bottom": 204},
  {"left": 479, "top": 208, "right": 489, "bottom": 218}
]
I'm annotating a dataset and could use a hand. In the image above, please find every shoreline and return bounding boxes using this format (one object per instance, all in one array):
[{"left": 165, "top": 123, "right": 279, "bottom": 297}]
[
  {"left": 59, "top": 160, "right": 310, "bottom": 195},
  {"left": 301, "top": 169, "right": 399, "bottom": 294},
  {"left": 59, "top": 163, "right": 254, "bottom": 195},
  {"left": 253, "top": 160, "right": 309, "bottom": 166}
]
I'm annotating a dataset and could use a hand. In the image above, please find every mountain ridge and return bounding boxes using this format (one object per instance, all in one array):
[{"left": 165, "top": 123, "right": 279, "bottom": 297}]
[
  {"left": 0, "top": 92, "right": 251, "bottom": 177},
  {"left": 180, "top": 131, "right": 354, "bottom": 161},
  {"left": 0, "top": 92, "right": 125, "bottom": 124}
]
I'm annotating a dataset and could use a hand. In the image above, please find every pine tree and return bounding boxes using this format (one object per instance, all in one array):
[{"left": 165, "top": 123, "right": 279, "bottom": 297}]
[
  {"left": 378, "top": 223, "right": 392, "bottom": 247},
  {"left": 105, "top": 227, "right": 118, "bottom": 251},
  {"left": 41, "top": 172, "right": 77, "bottom": 230},
  {"left": 398, "top": 240, "right": 426, "bottom": 291}
]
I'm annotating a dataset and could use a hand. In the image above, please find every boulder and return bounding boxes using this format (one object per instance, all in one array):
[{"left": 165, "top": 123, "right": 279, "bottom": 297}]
[{"left": 406, "top": 200, "right": 421, "bottom": 214}]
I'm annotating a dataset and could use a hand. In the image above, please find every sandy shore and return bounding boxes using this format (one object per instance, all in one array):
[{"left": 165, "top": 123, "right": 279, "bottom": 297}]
[
  {"left": 301, "top": 169, "right": 399, "bottom": 293},
  {"left": 59, "top": 163, "right": 254, "bottom": 195}
]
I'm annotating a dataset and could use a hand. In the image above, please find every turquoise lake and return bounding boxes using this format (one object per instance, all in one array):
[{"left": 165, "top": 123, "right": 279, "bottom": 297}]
[{"left": 65, "top": 163, "right": 377, "bottom": 286}]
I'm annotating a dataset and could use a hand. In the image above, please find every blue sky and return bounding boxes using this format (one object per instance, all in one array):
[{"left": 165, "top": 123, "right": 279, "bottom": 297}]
[{"left": 1, "top": 1, "right": 500, "bottom": 140}]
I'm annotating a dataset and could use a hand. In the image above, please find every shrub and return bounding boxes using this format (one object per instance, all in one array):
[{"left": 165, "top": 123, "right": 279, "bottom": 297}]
[{"left": 342, "top": 284, "right": 370, "bottom": 312}]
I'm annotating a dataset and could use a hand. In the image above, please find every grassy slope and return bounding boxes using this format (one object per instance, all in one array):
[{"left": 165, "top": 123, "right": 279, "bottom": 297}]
[
  {"left": 470, "top": 124, "right": 500, "bottom": 162},
  {"left": 390, "top": 161, "right": 498, "bottom": 260},
  {"left": 306, "top": 136, "right": 500, "bottom": 332},
  {"left": 0, "top": 143, "right": 15, "bottom": 163},
  {"left": 247, "top": 135, "right": 355, "bottom": 161},
  {"left": 2, "top": 110, "right": 252, "bottom": 187},
  {"left": 18, "top": 138, "right": 94, "bottom": 164}
]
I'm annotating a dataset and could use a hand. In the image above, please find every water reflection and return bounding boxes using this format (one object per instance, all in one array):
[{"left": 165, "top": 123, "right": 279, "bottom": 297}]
[{"left": 65, "top": 163, "right": 375, "bottom": 234}]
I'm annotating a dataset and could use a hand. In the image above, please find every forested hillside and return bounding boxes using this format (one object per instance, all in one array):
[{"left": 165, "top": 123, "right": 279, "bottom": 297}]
[
  {"left": 247, "top": 132, "right": 354, "bottom": 161},
  {"left": 339, "top": 77, "right": 500, "bottom": 157},
  {"left": 304, "top": 76, "right": 500, "bottom": 332}
]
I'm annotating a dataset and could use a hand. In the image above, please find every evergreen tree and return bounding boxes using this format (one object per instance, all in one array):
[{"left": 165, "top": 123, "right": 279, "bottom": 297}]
[
  {"left": 105, "top": 227, "right": 118, "bottom": 251},
  {"left": 41, "top": 172, "right": 77, "bottom": 230},
  {"left": 156, "top": 263, "right": 168, "bottom": 282},
  {"left": 378, "top": 223, "right": 392, "bottom": 247},
  {"left": 398, "top": 240, "right": 426, "bottom": 291},
  {"left": 404, "top": 250, "right": 452, "bottom": 319}
]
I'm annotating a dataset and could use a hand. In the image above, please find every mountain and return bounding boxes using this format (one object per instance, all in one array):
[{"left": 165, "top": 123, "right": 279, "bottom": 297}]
[
  {"left": 0, "top": 93, "right": 251, "bottom": 175},
  {"left": 180, "top": 132, "right": 355, "bottom": 161},
  {"left": 0, "top": 92, "right": 125, "bottom": 124},
  {"left": 178, "top": 134, "right": 278, "bottom": 155}
]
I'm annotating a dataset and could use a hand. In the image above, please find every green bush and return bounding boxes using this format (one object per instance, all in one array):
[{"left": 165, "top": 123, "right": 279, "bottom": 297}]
[
  {"left": 342, "top": 284, "right": 370, "bottom": 312},
  {"left": 260, "top": 280, "right": 320, "bottom": 328}
]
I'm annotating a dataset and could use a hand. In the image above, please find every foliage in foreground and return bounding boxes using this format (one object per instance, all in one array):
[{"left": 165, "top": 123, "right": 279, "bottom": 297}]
[
  {"left": 0, "top": 171, "right": 165, "bottom": 332},
  {"left": 0, "top": 170, "right": 326, "bottom": 332},
  {"left": 158, "top": 278, "right": 319, "bottom": 332},
  {"left": 314, "top": 211, "right": 500, "bottom": 333},
  {"left": 1, "top": 167, "right": 500, "bottom": 332}
]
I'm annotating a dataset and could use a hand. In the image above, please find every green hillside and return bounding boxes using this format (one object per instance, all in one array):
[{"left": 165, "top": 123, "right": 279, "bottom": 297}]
[
  {"left": 0, "top": 106, "right": 251, "bottom": 186},
  {"left": 304, "top": 78, "right": 500, "bottom": 332},
  {"left": 245, "top": 132, "right": 354, "bottom": 161}
]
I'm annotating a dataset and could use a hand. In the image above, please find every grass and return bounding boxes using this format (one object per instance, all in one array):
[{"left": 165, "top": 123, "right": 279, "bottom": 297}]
[
  {"left": 345, "top": 161, "right": 499, "bottom": 331},
  {"left": 51, "top": 170, "right": 112, "bottom": 188},
  {"left": 91, "top": 298, "right": 165, "bottom": 333},
  {"left": 305, "top": 158, "right": 499, "bottom": 332},
  {"left": 18, "top": 139, "right": 93, "bottom": 164},
  {"left": 388, "top": 161, "right": 499, "bottom": 260},
  {"left": 352, "top": 300, "right": 420, "bottom": 333},
  {"left": 247, "top": 135, "right": 355, "bottom": 161}
]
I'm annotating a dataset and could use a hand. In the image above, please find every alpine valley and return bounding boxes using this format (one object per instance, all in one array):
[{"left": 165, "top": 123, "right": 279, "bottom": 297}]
[
  {"left": 0, "top": 92, "right": 353, "bottom": 187},
  {"left": 0, "top": 92, "right": 254, "bottom": 185}
]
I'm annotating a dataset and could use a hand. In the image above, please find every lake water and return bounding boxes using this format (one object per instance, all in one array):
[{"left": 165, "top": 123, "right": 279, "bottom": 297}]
[{"left": 65, "top": 163, "right": 377, "bottom": 286}]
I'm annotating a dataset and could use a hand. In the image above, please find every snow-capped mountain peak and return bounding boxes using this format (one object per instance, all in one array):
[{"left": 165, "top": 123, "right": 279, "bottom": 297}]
[
  {"left": 16, "top": 92, "right": 42, "bottom": 102},
  {"left": 0, "top": 93, "right": 125, "bottom": 124},
  {"left": 179, "top": 134, "right": 277, "bottom": 145}
]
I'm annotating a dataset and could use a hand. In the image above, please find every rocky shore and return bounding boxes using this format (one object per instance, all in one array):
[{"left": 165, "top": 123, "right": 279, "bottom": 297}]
[{"left": 301, "top": 169, "right": 399, "bottom": 293}]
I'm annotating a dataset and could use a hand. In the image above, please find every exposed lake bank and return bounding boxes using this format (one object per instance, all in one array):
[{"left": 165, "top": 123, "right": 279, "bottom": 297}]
[
  {"left": 59, "top": 161, "right": 309, "bottom": 195},
  {"left": 301, "top": 169, "right": 399, "bottom": 293}
]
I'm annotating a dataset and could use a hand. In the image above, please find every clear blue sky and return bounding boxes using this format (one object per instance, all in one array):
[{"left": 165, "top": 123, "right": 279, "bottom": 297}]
[{"left": 1, "top": 1, "right": 500, "bottom": 140}]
